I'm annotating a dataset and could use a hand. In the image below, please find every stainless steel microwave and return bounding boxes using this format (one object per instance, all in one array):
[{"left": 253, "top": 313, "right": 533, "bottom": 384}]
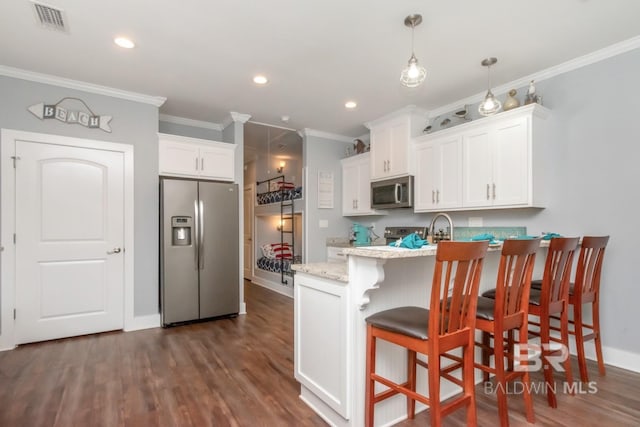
[{"left": 371, "top": 175, "right": 414, "bottom": 209}]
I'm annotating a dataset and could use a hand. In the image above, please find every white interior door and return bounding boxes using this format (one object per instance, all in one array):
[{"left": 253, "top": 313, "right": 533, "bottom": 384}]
[
  {"left": 14, "top": 140, "right": 125, "bottom": 344},
  {"left": 243, "top": 185, "right": 254, "bottom": 279}
]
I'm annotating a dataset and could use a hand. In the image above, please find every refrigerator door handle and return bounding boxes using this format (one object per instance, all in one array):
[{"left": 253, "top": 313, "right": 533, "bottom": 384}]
[
  {"left": 199, "top": 199, "right": 205, "bottom": 270},
  {"left": 194, "top": 199, "right": 200, "bottom": 269}
]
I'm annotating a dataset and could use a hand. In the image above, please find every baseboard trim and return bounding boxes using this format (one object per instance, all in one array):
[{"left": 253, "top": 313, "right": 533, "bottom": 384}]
[
  {"left": 250, "top": 277, "right": 294, "bottom": 298},
  {"left": 125, "top": 313, "right": 161, "bottom": 331}
]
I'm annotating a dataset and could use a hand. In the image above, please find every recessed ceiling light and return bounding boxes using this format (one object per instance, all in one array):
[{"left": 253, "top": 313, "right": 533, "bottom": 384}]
[
  {"left": 345, "top": 101, "right": 357, "bottom": 109},
  {"left": 253, "top": 75, "right": 268, "bottom": 85},
  {"left": 114, "top": 37, "right": 135, "bottom": 49}
]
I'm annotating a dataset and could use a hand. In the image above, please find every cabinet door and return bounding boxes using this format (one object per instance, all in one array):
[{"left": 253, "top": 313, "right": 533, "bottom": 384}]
[
  {"left": 356, "top": 158, "right": 372, "bottom": 213},
  {"left": 294, "top": 275, "right": 349, "bottom": 418},
  {"left": 414, "top": 143, "right": 437, "bottom": 211},
  {"left": 462, "top": 129, "right": 492, "bottom": 208},
  {"left": 199, "top": 144, "right": 235, "bottom": 181},
  {"left": 342, "top": 161, "right": 359, "bottom": 215},
  {"left": 159, "top": 140, "right": 199, "bottom": 176},
  {"left": 387, "top": 120, "right": 409, "bottom": 178},
  {"left": 437, "top": 136, "right": 463, "bottom": 209},
  {"left": 492, "top": 117, "right": 529, "bottom": 206},
  {"left": 370, "top": 126, "right": 391, "bottom": 179}
]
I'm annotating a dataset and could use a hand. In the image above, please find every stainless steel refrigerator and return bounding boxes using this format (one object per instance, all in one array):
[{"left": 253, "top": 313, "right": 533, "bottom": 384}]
[{"left": 160, "top": 177, "right": 239, "bottom": 326}]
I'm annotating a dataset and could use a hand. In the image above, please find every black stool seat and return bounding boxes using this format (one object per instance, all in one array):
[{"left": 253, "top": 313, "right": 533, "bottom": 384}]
[
  {"left": 531, "top": 279, "right": 575, "bottom": 295},
  {"left": 365, "top": 306, "right": 430, "bottom": 340},
  {"left": 475, "top": 296, "right": 497, "bottom": 321}
]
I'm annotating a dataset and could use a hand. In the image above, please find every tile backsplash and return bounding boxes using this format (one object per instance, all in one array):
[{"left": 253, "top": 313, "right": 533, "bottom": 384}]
[{"left": 454, "top": 226, "right": 527, "bottom": 241}]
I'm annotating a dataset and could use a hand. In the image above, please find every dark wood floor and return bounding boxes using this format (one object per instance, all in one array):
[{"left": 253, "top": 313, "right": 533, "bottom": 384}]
[{"left": 1, "top": 281, "right": 639, "bottom": 426}]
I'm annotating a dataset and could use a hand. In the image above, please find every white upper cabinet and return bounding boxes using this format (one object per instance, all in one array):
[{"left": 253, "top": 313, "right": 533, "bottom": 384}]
[
  {"left": 367, "top": 107, "right": 426, "bottom": 181},
  {"left": 158, "top": 133, "right": 236, "bottom": 181},
  {"left": 413, "top": 104, "right": 550, "bottom": 212},
  {"left": 341, "top": 153, "right": 386, "bottom": 216},
  {"left": 463, "top": 112, "right": 535, "bottom": 208},
  {"left": 414, "top": 134, "right": 462, "bottom": 212}
]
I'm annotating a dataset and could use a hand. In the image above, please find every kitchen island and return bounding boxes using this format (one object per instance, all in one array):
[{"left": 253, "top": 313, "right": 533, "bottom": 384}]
[{"left": 292, "top": 242, "right": 548, "bottom": 427}]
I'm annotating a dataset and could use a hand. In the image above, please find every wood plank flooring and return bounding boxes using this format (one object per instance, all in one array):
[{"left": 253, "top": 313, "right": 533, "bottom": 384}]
[{"left": 1, "top": 281, "right": 639, "bottom": 426}]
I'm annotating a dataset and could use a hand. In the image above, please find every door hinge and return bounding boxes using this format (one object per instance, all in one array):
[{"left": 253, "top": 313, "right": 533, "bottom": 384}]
[
  {"left": 13, "top": 309, "right": 16, "bottom": 320},
  {"left": 11, "top": 156, "right": 21, "bottom": 168}
]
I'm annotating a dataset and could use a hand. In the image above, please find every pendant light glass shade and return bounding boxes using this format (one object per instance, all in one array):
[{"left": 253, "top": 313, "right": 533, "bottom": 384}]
[
  {"left": 400, "top": 14, "right": 426, "bottom": 88},
  {"left": 478, "top": 57, "right": 502, "bottom": 116}
]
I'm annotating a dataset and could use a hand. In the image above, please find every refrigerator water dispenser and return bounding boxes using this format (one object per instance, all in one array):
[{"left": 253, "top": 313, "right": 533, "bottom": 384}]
[{"left": 171, "top": 216, "right": 192, "bottom": 246}]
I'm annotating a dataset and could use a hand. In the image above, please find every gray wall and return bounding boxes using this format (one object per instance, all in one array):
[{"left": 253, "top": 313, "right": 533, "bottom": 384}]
[
  {"left": 0, "top": 76, "right": 160, "bottom": 317},
  {"left": 361, "top": 48, "right": 640, "bottom": 356},
  {"left": 302, "top": 133, "right": 352, "bottom": 262},
  {"left": 159, "top": 120, "right": 223, "bottom": 141}
]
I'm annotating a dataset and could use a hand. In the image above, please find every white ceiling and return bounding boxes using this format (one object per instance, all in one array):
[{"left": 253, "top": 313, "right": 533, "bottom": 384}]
[{"left": 2, "top": 0, "right": 640, "bottom": 137}]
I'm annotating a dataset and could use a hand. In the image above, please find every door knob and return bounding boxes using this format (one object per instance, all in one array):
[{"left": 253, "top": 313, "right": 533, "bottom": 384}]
[{"left": 107, "top": 247, "right": 122, "bottom": 255}]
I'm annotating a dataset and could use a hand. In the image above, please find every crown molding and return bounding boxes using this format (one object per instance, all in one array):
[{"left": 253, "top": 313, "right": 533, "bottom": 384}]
[
  {"left": 428, "top": 35, "right": 640, "bottom": 118},
  {"left": 298, "top": 128, "right": 353, "bottom": 143},
  {"left": 363, "top": 105, "right": 428, "bottom": 129},
  {"left": 0, "top": 65, "right": 166, "bottom": 107},
  {"left": 247, "top": 120, "right": 297, "bottom": 132},
  {"left": 159, "top": 114, "right": 222, "bottom": 131},
  {"left": 221, "top": 112, "right": 252, "bottom": 129}
]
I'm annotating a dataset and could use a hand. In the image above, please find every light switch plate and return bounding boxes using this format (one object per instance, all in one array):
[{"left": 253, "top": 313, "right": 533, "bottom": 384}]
[{"left": 319, "top": 219, "right": 328, "bottom": 228}]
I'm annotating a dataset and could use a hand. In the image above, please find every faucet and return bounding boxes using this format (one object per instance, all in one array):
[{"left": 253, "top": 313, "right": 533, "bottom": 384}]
[{"left": 429, "top": 213, "right": 454, "bottom": 243}]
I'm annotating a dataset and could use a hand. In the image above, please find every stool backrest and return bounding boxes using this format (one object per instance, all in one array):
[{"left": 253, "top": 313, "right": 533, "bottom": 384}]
[
  {"left": 431, "top": 241, "right": 489, "bottom": 337},
  {"left": 495, "top": 239, "right": 541, "bottom": 319},
  {"left": 574, "top": 236, "right": 609, "bottom": 299},
  {"left": 541, "top": 237, "right": 579, "bottom": 308}
]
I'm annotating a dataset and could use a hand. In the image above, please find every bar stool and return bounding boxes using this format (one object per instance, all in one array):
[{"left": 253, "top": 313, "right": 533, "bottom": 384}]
[
  {"left": 536, "top": 236, "right": 609, "bottom": 382},
  {"left": 525, "top": 237, "right": 579, "bottom": 408},
  {"left": 482, "top": 237, "right": 578, "bottom": 408},
  {"left": 364, "top": 241, "right": 489, "bottom": 427},
  {"left": 474, "top": 239, "right": 540, "bottom": 427}
]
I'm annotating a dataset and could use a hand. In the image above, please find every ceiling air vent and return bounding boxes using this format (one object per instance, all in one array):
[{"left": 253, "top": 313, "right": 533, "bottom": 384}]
[{"left": 31, "top": 1, "right": 68, "bottom": 32}]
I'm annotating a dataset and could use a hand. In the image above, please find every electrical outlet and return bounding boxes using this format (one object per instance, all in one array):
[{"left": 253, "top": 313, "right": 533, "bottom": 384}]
[{"left": 469, "top": 217, "right": 483, "bottom": 227}]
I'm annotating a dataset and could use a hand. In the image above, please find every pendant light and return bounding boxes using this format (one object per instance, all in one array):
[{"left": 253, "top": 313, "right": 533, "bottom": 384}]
[
  {"left": 478, "top": 57, "right": 502, "bottom": 116},
  {"left": 400, "top": 14, "right": 426, "bottom": 88}
]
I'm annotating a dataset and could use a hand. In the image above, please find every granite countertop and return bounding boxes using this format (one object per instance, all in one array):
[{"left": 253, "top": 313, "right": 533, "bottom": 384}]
[
  {"left": 291, "top": 262, "right": 349, "bottom": 283},
  {"left": 342, "top": 239, "right": 550, "bottom": 260}
]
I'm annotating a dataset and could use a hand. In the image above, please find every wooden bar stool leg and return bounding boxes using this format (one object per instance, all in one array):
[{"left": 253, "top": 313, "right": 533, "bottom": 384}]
[
  {"left": 493, "top": 331, "right": 509, "bottom": 427},
  {"left": 560, "top": 306, "right": 574, "bottom": 393},
  {"left": 365, "top": 325, "right": 376, "bottom": 427},
  {"left": 464, "top": 342, "right": 478, "bottom": 426},
  {"left": 540, "top": 316, "right": 557, "bottom": 408},
  {"left": 507, "top": 330, "right": 515, "bottom": 372},
  {"left": 428, "top": 350, "right": 442, "bottom": 427},
  {"left": 593, "top": 299, "right": 606, "bottom": 377},
  {"left": 573, "top": 301, "right": 589, "bottom": 383},
  {"left": 520, "top": 325, "right": 535, "bottom": 423},
  {"left": 407, "top": 350, "right": 417, "bottom": 419},
  {"left": 482, "top": 331, "right": 491, "bottom": 383}
]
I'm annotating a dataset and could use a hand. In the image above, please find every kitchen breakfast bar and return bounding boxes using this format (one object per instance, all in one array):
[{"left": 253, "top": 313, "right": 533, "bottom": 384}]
[{"left": 292, "top": 242, "right": 549, "bottom": 427}]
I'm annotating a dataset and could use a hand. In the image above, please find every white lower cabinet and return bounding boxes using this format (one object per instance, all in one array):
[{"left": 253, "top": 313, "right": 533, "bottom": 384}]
[
  {"left": 294, "top": 273, "right": 350, "bottom": 419},
  {"left": 159, "top": 133, "right": 236, "bottom": 181}
]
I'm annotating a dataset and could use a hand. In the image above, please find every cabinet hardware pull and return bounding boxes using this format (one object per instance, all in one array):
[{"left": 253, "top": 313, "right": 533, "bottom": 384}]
[
  {"left": 492, "top": 183, "right": 496, "bottom": 200},
  {"left": 486, "top": 184, "right": 490, "bottom": 200},
  {"left": 436, "top": 190, "right": 440, "bottom": 203},
  {"left": 432, "top": 190, "right": 435, "bottom": 203},
  {"left": 201, "top": 158, "right": 204, "bottom": 170},
  {"left": 106, "top": 247, "right": 121, "bottom": 255},
  {"left": 195, "top": 158, "right": 199, "bottom": 171}
]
